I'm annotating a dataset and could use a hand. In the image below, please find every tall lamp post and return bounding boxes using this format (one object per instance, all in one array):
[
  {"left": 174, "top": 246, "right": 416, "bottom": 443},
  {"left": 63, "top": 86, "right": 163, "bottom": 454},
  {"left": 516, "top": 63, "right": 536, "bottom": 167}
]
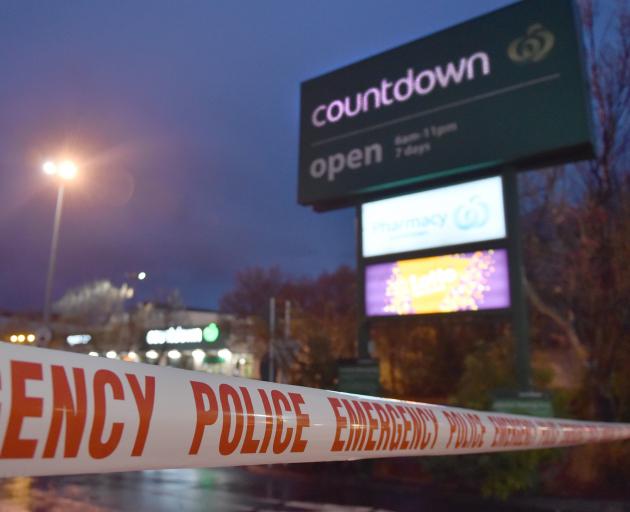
[{"left": 42, "top": 159, "right": 78, "bottom": 331}]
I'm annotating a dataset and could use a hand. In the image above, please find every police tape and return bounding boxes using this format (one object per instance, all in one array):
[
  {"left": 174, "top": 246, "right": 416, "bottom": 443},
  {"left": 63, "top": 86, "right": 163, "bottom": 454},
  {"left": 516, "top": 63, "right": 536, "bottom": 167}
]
[{"left": 1, "top": 343, "right": 629, "bottom": 478}]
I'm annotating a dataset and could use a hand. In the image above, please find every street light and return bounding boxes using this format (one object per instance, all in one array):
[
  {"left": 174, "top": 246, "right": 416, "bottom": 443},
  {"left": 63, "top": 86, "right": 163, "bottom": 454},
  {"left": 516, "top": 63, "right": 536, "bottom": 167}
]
[{"left": 42, "top": 159, "right": 78, "bottom": 334}]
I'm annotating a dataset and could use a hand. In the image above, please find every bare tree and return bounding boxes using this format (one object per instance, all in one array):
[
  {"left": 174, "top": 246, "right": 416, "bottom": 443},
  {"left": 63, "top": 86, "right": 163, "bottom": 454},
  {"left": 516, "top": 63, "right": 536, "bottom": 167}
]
[
  {"left": 53, "top": 279, "right": 133, "bottom": 326},
  {"left": 523, "top": 0, "right": 630, "bottom": 419}
]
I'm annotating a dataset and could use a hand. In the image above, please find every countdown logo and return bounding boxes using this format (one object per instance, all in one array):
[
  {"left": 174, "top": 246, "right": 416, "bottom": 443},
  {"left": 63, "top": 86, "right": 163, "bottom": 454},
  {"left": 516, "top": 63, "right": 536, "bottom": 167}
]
[{"left": 310, "top": 51, "right": 491, "bottom": 128}]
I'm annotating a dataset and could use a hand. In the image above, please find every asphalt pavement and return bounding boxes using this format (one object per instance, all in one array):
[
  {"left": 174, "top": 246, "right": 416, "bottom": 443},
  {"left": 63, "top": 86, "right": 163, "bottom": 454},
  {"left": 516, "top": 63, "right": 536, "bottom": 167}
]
[
  {"left": 0, "top": 465, "right": 491, "bottom": 512},
  {"left": 1, "top": 466, "right": 629, "bottom": 512}
]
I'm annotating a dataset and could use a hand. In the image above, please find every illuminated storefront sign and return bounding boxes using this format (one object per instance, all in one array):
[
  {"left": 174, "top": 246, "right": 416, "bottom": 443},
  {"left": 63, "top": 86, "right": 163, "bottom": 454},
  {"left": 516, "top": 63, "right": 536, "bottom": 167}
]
[
  {"left": 146, "top": 323, "right": 220, "bottom": 346},
  {"left": 203, "top": 322, "right": 220, "bottom": 342},
  {"left": 361, "top": 176, "right": 505, "bottom": 257},
  {"left": 66, "top": 334, "right": 92, "bottom": 346},
  {"left": 298, "top": 0, "right": 593, "bottom": 210},
  {"left": 146, "top": 326, "right": 202, "bottom": 345},
  {"left": 365, "top": 249, "right": 510, "bottom": 317}
]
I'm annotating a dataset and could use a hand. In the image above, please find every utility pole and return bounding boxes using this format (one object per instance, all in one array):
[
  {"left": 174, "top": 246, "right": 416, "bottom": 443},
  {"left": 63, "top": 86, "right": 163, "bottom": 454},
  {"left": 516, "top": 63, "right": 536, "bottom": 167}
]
[
  {"left": 268, "top": 297, "right": 276, "bottom": 382},
  {"left": 284, "top": 300, "right": 291, "bottom": 341}
]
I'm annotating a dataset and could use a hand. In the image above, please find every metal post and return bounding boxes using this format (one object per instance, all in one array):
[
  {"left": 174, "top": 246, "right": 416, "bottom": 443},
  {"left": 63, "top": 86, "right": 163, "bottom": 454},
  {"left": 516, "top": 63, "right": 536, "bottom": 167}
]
[
  {"left": 503, "top": 172, "right": 531, "bottom": 391},
  {"left": 43, "top": 184, "right": 65, "bottom": 328},
  {"left": 355, "top": 206, "right": 370, "bottom": 359},
  {"left": 284, "top": 300, "right": 290, "bottom": 341},
  {"left": 357, "top": 321, "right": 370, "bottom": 359},
  {"left": 269, "top": 297, "right": 275, "bottom": 382}
]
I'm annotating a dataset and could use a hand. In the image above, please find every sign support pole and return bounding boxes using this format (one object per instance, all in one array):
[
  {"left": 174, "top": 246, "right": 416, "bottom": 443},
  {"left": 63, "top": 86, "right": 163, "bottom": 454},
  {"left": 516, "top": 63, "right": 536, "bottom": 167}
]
[
  {"left": 356, "top": 207, "right": 370, "bottom": 359},
  {"left": 503, "top": 171, "right": 531, "bottom": 391},
  {"left": 357, "top": 321, "right": 370, "bottom": 359}
]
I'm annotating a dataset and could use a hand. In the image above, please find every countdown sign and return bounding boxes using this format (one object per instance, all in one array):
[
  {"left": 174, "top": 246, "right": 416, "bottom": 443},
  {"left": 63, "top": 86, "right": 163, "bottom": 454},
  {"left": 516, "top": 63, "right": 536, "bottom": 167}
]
[{"left": 298, "top": 0, "right": 593, "bottom": 210}]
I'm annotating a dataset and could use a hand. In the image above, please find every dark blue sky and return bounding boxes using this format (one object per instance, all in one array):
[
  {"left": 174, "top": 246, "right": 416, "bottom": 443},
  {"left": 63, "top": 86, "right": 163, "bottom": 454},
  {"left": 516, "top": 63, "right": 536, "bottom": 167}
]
[{"left": 0, "top": 0, "right": 511, "bottom": 312}]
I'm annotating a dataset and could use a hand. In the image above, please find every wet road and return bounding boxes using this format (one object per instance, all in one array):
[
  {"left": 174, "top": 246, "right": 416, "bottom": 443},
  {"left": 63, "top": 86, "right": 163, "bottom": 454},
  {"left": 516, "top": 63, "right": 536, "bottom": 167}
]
[
  {"left": 0, "top": 465, "right": 510, "bottom": 512},
  {"left": 1, "top": 466, "right": 627, "bottom": 512}
]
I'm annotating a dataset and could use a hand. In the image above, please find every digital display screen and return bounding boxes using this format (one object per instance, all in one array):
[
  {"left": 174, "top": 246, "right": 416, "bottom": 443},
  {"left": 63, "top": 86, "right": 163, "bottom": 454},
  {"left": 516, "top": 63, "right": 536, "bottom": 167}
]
[
  {"left": 361, "top": 176, "right": 506, "bottom": 257},
  {"left": 365, "top": 249, "right": 510, "bottom": 317}
]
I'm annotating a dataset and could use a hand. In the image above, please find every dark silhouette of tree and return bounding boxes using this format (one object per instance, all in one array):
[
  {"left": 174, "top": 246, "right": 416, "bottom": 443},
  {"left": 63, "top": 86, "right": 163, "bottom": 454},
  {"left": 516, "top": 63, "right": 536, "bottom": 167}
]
[
  {"left": 523, "top": 0, "right": 630, "bottom": 421},
  {"left": 220, "top": 265, "right": 356, "bottom": 385}
]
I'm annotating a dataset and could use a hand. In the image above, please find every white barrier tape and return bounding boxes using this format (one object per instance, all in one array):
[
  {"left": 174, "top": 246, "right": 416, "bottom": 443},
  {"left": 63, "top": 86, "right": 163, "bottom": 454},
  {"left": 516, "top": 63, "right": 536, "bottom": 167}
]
[{"left": 0, "top": 343, "right": 629, "bottom": 478}]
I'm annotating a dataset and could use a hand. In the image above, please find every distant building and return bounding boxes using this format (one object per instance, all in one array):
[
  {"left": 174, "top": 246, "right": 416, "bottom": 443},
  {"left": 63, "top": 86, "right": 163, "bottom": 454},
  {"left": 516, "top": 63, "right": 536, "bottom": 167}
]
[
  {"left": 135, "top": 304, "right": 257, "bottom": 378},
  {"left": 0, "top": 304, "right": 258, "bottom": 379}
]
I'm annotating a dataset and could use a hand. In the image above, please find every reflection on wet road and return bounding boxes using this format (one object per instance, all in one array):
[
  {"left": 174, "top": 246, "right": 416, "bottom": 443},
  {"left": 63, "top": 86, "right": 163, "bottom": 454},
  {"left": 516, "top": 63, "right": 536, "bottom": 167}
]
[{"left": 0, "top": 466, "right": 482, "bottom": 512}]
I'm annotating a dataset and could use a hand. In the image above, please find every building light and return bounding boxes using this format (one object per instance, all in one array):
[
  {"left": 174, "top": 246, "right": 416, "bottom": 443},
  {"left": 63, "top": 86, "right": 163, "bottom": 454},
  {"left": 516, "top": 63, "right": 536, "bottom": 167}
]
[
  {"left": 106, "top": 350, "right": 117, "bottom": 359},
  {"left": 218, "top": 348, "right": 232, "bottom": 363},
  {"left": 9, "top": 335, "right": 17, "bottom": 343},
  {"left": 167, "top": 349, "right": 182, "bottom": 360},
  {"left": 146, "top": 350, "right": 159, "bottom": 360},
  {"left": 192, "top": 349, "right": 206, "bottom": 363},
  {"left": 124, "top": 351, "right": 139, "bottom": 362},
  {"left": 88, "top": 351, "right": 99, "bottom": 357},
  {"left": 67, "top": 334, "right": 92, "bottom": 346},
  {"left": 26, "top": 334, "right": 35, "bottom": 343}
]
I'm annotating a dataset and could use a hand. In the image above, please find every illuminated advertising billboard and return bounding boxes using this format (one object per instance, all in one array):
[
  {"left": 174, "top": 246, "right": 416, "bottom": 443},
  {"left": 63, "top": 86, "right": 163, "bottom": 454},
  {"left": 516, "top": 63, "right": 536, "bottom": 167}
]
[
  {"left": 365, "top": 249, "right": 510, "bottom": 317},
  {"left": 298, "top": 0, "right": 593, "bottom": 210},
  {"left": 361, "top": 176, "right": 505, "bottom": 257}
]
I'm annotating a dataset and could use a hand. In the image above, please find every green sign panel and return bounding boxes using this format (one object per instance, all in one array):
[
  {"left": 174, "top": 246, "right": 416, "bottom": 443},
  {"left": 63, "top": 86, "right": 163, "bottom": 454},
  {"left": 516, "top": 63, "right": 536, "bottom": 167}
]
[
  {"left": 338, "top": 359, "right": 381, "bottom": 396},
  {"left": 492, "top": 390, "right": 554, "bottom": 417},
  {"left": 298, "top": 0, "right": 593, "bottom": 210}
]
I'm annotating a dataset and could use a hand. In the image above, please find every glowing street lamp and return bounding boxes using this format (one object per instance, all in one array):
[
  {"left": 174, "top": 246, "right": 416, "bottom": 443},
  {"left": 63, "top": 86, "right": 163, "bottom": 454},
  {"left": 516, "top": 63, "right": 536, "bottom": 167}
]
[
  {"left": 42, "top": 161, "right": 57, "bottom": 175},
  {"left": 41, "top": 159, "right": 79, "bottom": 334},
  {"left": 42, "top": 160, "right": 77, "bottom": 181}
]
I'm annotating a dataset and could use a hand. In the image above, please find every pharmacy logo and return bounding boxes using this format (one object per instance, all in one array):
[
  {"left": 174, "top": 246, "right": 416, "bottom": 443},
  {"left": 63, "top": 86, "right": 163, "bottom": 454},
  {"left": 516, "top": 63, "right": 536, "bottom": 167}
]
[
  {"left": 508, "top": 24, "right": 555, "bottom": 63},
  {"left": 454, "top": 195, "right": 489, "bottom": 230}
]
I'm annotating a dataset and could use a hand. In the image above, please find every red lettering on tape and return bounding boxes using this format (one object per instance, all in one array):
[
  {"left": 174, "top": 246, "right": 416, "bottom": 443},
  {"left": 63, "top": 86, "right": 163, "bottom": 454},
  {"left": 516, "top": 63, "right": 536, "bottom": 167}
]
[
  {"left": 289, "top": 393, "right": 309, "bottom": 453},
  {"left": 240, "top": 387, "right": 260, "bottom": 454},
  {"left": 89, "top": 370, "right": 124, "bottom": 459},
  {"left": 189, "top": 381, "right": 218, "bottom": 455},
  {"left": 329, "top": 397, "right": 346, "bottom": 452},
  {"left": 126, "top": 374, "right": 155, "bottom": 457},
  {"left": 271, "top": 390, "right": 293, "bottom": 454},
  {"left": 443, "top": 411, "right": 486, "bottom": 450},
  {"left": 258, "top": 389, "right": 273, "bottom": 453},
  {"left": 0, "top": 361, "right": 43, "bottom": 458},
  {"left": 219, "top": 384, "right": 244, "bottom": 455},
  {"left": 326, "top": 399, "right": 439, "bottom": 453},
  {"left": 43, "top": 366, "right": 87, "bottom": 458},
  {"left": 190, "top": 383, "right": 310, "bottom": 457}
]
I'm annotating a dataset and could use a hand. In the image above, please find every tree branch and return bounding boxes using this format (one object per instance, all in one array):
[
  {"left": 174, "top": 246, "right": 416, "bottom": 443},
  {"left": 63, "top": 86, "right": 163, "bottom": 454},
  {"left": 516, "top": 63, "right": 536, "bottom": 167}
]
[{"left": 523, "top": 273, "right": 589, "bottom": 367}]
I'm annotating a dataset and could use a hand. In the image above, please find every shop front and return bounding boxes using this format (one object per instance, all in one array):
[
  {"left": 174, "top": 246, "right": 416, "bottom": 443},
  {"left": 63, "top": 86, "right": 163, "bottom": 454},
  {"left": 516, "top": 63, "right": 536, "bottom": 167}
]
[{"left": 141, "top": 323, "right": 254, "bottom": 378}]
